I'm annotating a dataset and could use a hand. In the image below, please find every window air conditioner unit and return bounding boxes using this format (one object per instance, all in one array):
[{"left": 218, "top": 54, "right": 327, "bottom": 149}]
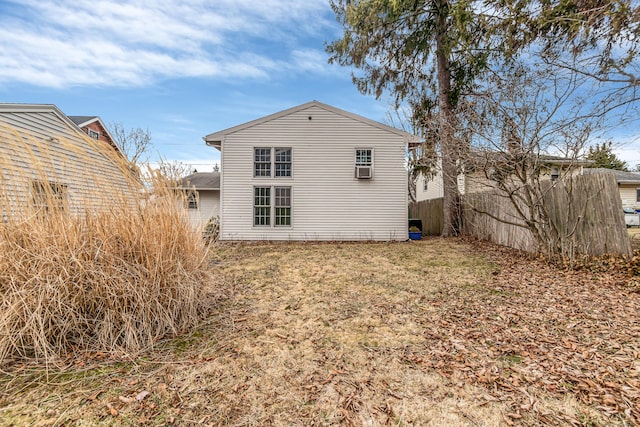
[{"left": 355, "top": 166, "right": 372, "bottom": 179}]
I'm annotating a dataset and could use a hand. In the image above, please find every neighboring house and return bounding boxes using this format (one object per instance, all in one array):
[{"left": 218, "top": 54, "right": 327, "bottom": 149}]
[
  {"left": 0, "top": 103, "right": 135, "bottom": 219},
  {"left": 415, "top": 153, "right": 591, "bottom": 202},
  {"left": 68, "top": 115, "right": 119, "bottom": 152},
  {"left": 204, "top": 100, "right": 417, "bottom": 241},
  {"left": 414, "top": 159, "right": 464, "bottom": 201},
  {"left": 179, "top": 172, "right": 220, "bottom": 231},
  {"left": 583, "top": 168, "right": 640, "bottom": 209}
]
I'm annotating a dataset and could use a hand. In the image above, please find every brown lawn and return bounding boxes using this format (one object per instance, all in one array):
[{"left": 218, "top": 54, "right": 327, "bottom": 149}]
[
  {"left": 1, "top": 239, "right": 639, "bottom": 426},
  {"left": 630, "top": 227, "right": 640, "bottom": 251}
]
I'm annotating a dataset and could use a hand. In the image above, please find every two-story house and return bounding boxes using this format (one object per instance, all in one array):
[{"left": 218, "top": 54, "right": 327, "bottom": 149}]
[
  {"left": 204, "top": 101, "right": 417, "bottom": 241},
  {"left": 0, "top": 103, "right": 135, "bottom": 219}
]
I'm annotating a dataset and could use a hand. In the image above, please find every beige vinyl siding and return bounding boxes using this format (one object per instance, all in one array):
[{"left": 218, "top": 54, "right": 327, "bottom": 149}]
[
  {"left": 220, "top": 105, "right": 408, "bottom": 241},
  {"left": 186, "top": 190, "right": 220, "bottom": 231},
  {"left": 0, "top": 107, "right": 136, "bottom": 218},
  {"left": 620, "top": 185, "right": 640, "bottom": 209}
]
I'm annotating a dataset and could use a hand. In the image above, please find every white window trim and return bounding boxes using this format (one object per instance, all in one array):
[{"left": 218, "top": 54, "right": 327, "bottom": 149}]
[
  {"left": 354, "top": 147, "right": 374, "bottom": 179},
  {"left": 88, "top": 129, "right": 100, "bottom": 139},
  {"left": 253, "top": 147, "right": 272, "bottom": 178},
  {"left": 252, "top": 185, "right": 293, "bottom": 228},
  {"left": 274, "top": 147, "right": 293, "bottom": 178},
  {"left": 253, "top": 147, "right": 293, "bottom": 179},
  {"left": 253, "top": 186, "right": 271, "bottom": 227},
  {"left": 274, "top": 186, "right": 292, "bottom": 227}
]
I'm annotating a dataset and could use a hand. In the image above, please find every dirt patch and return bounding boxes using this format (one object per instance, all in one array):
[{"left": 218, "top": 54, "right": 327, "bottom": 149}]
[{"left": 1, "top": 239, "right": 638, "bottom": 426}]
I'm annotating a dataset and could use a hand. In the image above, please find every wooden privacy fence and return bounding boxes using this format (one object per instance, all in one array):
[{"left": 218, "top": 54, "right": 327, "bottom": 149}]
[
  {"left": 409, "top": 172, "right": 632, "bottom": 257},
  {"left": 409, "top": 197, "right": 444, "bottom": 236},
  {"left": 461, "top": 172, "right": 632, "bottom": 257}
]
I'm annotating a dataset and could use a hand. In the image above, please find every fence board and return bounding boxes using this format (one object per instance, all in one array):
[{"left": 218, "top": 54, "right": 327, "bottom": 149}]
[
  {"left": 409, "top": 198, "right": 444, "bottom": 235},
  {"left": 460, "top": 172, "right": 632, "bottom": 257}
]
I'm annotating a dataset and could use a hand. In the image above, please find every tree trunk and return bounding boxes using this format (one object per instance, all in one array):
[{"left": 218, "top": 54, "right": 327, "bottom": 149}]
[{"left": 435, "top": 0, "right": 459, "bottom": 236}]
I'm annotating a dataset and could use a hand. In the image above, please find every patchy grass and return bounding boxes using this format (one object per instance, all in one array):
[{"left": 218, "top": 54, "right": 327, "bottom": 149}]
[{"left": 1, "top": 239, "right": 639, "bottom": 426}]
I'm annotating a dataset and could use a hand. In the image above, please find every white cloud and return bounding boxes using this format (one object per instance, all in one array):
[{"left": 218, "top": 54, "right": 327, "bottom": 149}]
[
  {"left": 0, "top": 0, "right": 335, "bottom": 88},
  {"left": 612, "top": 134, "right": 640, "bottom": 167}
]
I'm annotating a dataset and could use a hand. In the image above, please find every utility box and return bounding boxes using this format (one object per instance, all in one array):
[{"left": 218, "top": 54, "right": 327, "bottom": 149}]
[{"left": 625, "top": 209, "right": 640, "bottom": 227}]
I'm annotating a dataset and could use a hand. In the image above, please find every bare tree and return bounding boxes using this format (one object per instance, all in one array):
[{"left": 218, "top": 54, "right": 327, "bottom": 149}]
[
  {"left": 459, "top": 60, "right": 634, "bottom": 258},
  {"left": 109, "top": 122, "right": 152, "bottom": 165},
  {"left": 156, "top": 159, "right": 195, "bottom": 183},
  {"left": 385, "top": 105, "right": 439, "bottom": 203}
]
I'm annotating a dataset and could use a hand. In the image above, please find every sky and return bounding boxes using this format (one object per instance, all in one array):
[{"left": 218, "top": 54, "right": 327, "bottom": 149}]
[{"left": 0, "top": 0, "right": 638, "bottom": 171}]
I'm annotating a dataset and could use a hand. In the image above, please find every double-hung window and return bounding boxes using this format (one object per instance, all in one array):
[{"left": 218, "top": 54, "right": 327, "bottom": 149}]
[
  {"left": 254, "top": 148, "right": 271, "bottom": 177},
  {"left": 254, "top": 187, "right": 271, "bottom": 226},
  {"left": 275, "top": 148, "right": 292, "bottom": 177},
  {"left": 275, "top": 187, "right": 291, "bottom": 226},
  {"left": 355, "top": 148, "right": 373, "bottom": 179},
  {"left": 254, "top": 147, "right": 292, "bottom": 177},
  {"left": 254, "top": 186, "right": 292, "bottom": 227}
]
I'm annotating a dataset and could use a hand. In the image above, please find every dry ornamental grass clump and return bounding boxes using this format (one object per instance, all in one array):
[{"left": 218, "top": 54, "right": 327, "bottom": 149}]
[{"left": 0, "top": 124, "right": 210, "bottom": 365}]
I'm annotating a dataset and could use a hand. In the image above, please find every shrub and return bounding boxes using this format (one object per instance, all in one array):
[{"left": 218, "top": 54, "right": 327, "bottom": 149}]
[
  {"left": 203, "top": 215, "right": 220, "bottom": 244},
  {"left": 0, "top": 127, "right": 210, "bottom": 365}
]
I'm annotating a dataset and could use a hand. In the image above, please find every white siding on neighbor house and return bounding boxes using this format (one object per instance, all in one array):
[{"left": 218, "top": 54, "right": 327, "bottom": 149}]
[
  {"left": 415, "top": 173, "right": 444, "bottom": 201},
  {"left": 187, "top": 190, "right": 220, "bottom": 231},
  {"left": 219, "top": 105, "right": 408, "bottom": 241},
  {"left": 414, "top": 158, "right": 465, "bottom": 202},
  {"left": 0, "top": 106, "right": 135, "bottom": 218},
  {"left": 620, "top": 185, "right": 640, "bottom": 209}
]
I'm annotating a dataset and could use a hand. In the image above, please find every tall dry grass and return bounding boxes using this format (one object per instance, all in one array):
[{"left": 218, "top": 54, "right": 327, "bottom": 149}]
[{"left": 0, "top": 123, "right": 210, "bottom": 365}]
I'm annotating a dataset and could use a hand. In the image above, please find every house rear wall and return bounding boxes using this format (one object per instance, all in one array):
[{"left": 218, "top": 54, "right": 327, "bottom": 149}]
[{"left": 220, "top": 105, "right": 408, "bottom": 241}]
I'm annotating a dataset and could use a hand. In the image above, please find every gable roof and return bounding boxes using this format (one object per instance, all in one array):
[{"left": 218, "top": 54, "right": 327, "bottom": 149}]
[
  {"left": 67, "top": 115, "right": 117, "bottom": 149},
  {"left": 68, "top": 116, "right": 98, "bottom": 126},
  {"left": 203, "top": 100, "right": 418, "bottom": 145},
  {"left": 0, "top": 103, "right": 123, "bottom": 155},
  {"left": 583, "top": 168, "right": 640, "bottom": 184},
  {"left": 0, "top": 103, "right": 86, "bottom": 133},
  {"left": 180, "top": 172, "right": 220, "bottom": 190}
]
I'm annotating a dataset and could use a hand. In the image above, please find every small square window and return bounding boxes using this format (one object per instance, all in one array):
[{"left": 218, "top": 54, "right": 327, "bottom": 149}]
[
  {"left": 32, "top": 180, "right": 66, "bottom": 213},
  {"left": 355, "top": 149, "right": 372, "bottom": 166},
  {"left": 88, "top": 129, "right": 99, "bottom": 139}
]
